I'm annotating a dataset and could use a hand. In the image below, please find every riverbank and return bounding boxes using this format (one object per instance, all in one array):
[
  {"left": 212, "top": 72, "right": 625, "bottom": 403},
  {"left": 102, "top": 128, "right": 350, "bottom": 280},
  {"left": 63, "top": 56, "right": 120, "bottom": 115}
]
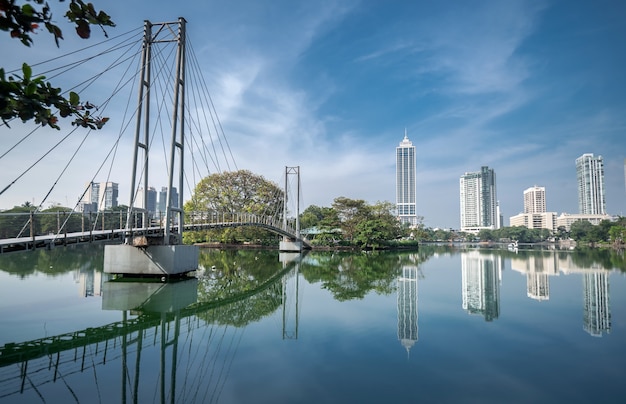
[{"left": 195, "top": 242, "right": 419, "bottom": 252}]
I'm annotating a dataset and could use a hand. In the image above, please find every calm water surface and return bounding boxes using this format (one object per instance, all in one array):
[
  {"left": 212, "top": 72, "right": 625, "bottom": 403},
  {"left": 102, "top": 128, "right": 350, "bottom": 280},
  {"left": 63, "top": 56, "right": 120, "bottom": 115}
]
[{"left": 0, "top": 244, "right": 625, "bottom": 403}]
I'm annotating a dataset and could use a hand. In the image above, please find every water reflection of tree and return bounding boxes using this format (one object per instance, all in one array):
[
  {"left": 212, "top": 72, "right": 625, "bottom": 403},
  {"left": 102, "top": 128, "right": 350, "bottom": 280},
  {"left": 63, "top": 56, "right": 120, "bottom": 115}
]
[
  {"left": 0, "top": 244, "right": 104, "bottom": 277},
  {"left": 300, "top": 252, "right": 396, "bottom": 300},
  {"left": 568, "top": 248, "right": 626, "bottom": 271},
  {"left": 195, "top": 249, "right": 286, "bottom": 326}
]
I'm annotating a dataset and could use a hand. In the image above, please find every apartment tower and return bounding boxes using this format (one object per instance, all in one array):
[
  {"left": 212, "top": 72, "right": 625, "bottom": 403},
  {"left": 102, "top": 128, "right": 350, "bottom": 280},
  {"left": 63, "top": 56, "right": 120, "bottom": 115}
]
[
  {"left": 576, "top": 153, "right": 606, "bottom": 215},
  {"left": 396, "top": 130, "right": 417, "bottom": 227},
  {"left": 459, "top": 166, "right": 498, "bottom": 233},
  {"left": 524, "top": 186, "right": 546, "bottom": 214}
]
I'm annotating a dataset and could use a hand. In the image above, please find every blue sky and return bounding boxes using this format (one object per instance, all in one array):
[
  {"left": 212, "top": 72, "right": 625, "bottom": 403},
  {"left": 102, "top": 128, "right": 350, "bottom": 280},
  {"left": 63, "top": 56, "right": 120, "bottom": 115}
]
[{"left": 1, "top": 0, "right": 625, "bottom": 229}]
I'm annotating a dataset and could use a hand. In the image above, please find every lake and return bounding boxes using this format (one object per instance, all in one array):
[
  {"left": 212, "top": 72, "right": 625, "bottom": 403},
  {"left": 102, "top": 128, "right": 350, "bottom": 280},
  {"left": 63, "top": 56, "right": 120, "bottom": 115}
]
[{"left": 0, "top": 244, "right": 625, "bottom": 403}]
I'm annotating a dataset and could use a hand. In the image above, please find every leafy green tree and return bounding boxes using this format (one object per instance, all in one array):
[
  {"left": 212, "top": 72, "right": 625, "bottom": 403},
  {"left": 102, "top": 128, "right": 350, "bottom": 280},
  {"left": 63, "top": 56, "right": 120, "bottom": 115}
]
[
  {"left": 184, "top": 170, "right": 284, "bottom": 244},
  {"left": 0, "top": 205, "right": 36, "bottom": 237},
  {"left": 477, "top": 229, "right": 495, "bottom": 241},
  {"left": 570, "top": 220, "right": 598, "bottom": 243},
  {"left": 331, "top": 197, "right": 371, "bottom": 242},
  {"left": 1, "top": 0, "right": 114, "bottom": 129},
  {"left": 353, "top": 201, "right": 401, "bottom": 249},
  {"left": 39, "top": 205, "right": 82, "bottom": 234}
]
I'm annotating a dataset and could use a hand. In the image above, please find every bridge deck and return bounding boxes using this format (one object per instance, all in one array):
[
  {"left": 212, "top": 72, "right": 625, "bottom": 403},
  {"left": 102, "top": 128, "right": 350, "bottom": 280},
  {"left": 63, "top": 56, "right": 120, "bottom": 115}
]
[{"left": 0, "top": 220, "right": 307, "bottom": 254}]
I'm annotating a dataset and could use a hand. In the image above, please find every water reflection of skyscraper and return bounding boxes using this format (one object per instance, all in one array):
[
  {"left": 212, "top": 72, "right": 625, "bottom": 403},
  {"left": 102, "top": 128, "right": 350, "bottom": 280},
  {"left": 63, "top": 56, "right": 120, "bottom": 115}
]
[
  {"left": 511, "top": 252, "right": 611, "bottom": 336},
  {"left": 583, "top": 272, "right": 611, "bottom": 337},
  {"left": 397, "top": 265, "right": 418, "bottom": 358},
  {"left": 461, "top": 251, "right": 501, "bottom": 321},
  {"left": 510, "top": 254, "right": 558, "bottom": 301}
]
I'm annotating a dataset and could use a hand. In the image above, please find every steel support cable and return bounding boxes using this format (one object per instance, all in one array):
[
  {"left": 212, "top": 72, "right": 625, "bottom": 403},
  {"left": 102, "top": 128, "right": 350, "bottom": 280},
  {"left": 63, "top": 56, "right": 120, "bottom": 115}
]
[
  {"left": 6, "top": 27, "right": 143, "bottom": 74},
  {"left": 150, "top": 43, "right": 179, "bottom": 179},
  {"left": 187, "top": 39, "right": 237, "bottom": 171},
  {"left": 0, "top": 126, "right": 80, "bottom": 197},
  {"left": 0, "top": 126, "right": 39, "bottom": 160},
  {"left": 16, "top": 129, "right": 92, "bottom": 238},
  {"left": 42, "top": 39, "right": 141, "bottom": 82},
  {"left": 62, "top": 46, "right": 144, "bottom": 99},
  {"left": 68, "top": 48, "right": 143, "bottom": 231},
  {"left": 183, "top": 66, "right": 210, "bottom": 177},
  {"left": 183, "top": 68, "right": 214, "bottom": 176},
  {"left": 185, "top": 40, "right": 222, "bottom": 173},
  {"left": 185, "top": 52, "right": 221, "bottom": 174},
  {"left": 85, "top": 58, "right": 145, "bottom": 230},
  {"left": 126, "top": 42, "right": 178, "bottom": 212},
  {"left": 145, "top": 41, "right": 178, "bottom": 180}
]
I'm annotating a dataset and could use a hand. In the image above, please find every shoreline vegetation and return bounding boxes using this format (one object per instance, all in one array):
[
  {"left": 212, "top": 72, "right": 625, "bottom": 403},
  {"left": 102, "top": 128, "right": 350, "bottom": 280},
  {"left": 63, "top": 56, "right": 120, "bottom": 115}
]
[
  {"left": 195, "top": 241, "right": 420, "bottom": 251},
  {"left": 195, "top": 239, "right": 625, "bottom": 251}
]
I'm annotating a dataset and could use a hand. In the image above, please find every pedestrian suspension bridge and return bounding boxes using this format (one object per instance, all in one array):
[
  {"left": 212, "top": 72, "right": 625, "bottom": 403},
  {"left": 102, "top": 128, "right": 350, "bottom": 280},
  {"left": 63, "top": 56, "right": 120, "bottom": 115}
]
[{"left": 0, "top": 18, "right": 309, "bottom": 258}]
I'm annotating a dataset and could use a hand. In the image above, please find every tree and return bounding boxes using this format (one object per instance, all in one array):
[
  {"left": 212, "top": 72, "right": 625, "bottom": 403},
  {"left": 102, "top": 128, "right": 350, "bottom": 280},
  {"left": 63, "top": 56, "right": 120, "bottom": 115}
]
[
  {"left": 1, "top": 0, "right": 114, "bottom": 129},
  {"left": 352, "top": 201, "right": 401, "bottom": 249},
  {"left": 331, "top": 197, "right": 370, "bottom": 241},
  {"left": 184, "top": 170, "right": 284, "bottom": 244}
]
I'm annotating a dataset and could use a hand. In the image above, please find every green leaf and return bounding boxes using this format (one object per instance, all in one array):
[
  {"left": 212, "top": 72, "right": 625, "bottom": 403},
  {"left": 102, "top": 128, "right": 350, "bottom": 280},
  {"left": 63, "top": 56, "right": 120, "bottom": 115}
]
[
  {"left": 69, "top": 91, "right": 80, "bottom": 106},
  {"left": 21, "top": 4, "right": 36, "bottom": 17},
  {"left": 24, "top": 82, "right": 37, "bottom": 96},
  {"left": 22, "top": 63, "right": 32, "bottom": 82}
]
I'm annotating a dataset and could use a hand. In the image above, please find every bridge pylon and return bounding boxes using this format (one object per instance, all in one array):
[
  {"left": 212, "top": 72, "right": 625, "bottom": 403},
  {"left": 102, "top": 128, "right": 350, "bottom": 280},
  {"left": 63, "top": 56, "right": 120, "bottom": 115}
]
[
  {"left": 104, "top": 18, "right": 198, "bottom": 278},
  {"left": 279, "top": 166, "right": 305, "bottom": 252}
]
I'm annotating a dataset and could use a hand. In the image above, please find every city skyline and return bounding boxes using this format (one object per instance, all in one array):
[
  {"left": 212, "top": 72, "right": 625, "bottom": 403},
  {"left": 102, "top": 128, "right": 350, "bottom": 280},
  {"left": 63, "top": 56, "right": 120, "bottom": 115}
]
[{"left": 1, "top": 0, "right": 625, "bottom": 229}]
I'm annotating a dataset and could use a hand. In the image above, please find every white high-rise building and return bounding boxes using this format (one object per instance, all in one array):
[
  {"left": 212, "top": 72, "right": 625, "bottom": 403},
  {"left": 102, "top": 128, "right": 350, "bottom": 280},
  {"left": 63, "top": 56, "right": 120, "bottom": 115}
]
[
  {"left": 576, "top": 153, "right": 606, "bottom": 215},
  {"left": 524, "top": 186, "right": 546, "bottom": 214},
  {"left": 459, "top": 166, "right": 498, "bottom": 233},
  {"left": 396, "top": 130, "right": 417, "bottom": 227}
]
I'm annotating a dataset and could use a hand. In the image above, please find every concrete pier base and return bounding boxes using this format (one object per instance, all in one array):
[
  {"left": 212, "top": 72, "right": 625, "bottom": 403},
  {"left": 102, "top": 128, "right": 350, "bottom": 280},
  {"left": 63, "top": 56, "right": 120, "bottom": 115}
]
[
  {"left": 104, "top": 244, "right": 199, "bottom": 277},
  {"left": 279, "top": 240, "right": 303, "bottom": 252}
]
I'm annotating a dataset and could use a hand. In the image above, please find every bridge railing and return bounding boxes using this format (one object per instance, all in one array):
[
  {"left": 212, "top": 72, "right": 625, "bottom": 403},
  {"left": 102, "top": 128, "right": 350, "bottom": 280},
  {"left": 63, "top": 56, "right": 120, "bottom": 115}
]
[
  {"left": 185, "top": 211, "right": 297, "bottom": 236},
  {"left": 0, "top": 210, "right": 297, "bottom": 239},
  {"left": 0, "top": 210, "right": 147, "bottom": 239}
]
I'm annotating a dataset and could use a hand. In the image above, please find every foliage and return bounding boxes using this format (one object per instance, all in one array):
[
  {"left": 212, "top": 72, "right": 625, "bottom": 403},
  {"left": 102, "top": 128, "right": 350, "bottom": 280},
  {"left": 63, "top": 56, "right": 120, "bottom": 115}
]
[
  {"left": 184, "top": 170, "right": 284, "bottom": 244},
  {"left": 300, "top": 198, "right": 405, "bottom": 249},
  {"left": 0, "top": 0, "right": 114, "bottom": 129}
]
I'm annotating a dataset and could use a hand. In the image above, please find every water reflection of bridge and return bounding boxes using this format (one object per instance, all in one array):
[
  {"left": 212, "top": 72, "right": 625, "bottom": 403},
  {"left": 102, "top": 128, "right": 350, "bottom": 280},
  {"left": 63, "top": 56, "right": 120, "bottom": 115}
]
[{"left": 0, "top": 256, "right": 303, "bottom": 402}]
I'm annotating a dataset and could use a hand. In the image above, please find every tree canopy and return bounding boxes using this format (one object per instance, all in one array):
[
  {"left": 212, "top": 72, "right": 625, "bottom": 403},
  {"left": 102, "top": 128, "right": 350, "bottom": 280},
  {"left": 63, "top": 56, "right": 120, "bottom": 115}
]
[
  {"left": 184, "top": 170, "right": 284, "bottom": 244},
  {"left": 0, "top": 0, "right": 114, "bottom": 129}
]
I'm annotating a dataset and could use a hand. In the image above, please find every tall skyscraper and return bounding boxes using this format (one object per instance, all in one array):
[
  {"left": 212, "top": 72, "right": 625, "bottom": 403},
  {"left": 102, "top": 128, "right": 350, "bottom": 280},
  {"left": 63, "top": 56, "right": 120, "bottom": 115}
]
[
  {"left": 135, "top": 187, "right": 158, "bottom": 215},
  {"left": 80, "top": 181, "right": 118, "bottom": 211},
  {"left": 523, "top": 186, "right": 546, "bottom": 214},
  {"left": 99, "top": 182, "right": 119, "bottom": 210},
  {"left": 396, "top": 130, "right": 417, "bottom": 227},
  {"left": 158, "top": 186, "right": 179, "bottom": 213},
  {"left": 459, "top": 166, "right": 498, "bottom": 233},
  {"left": 576, "top": 153, "right": 606, "bottom": 215}
]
